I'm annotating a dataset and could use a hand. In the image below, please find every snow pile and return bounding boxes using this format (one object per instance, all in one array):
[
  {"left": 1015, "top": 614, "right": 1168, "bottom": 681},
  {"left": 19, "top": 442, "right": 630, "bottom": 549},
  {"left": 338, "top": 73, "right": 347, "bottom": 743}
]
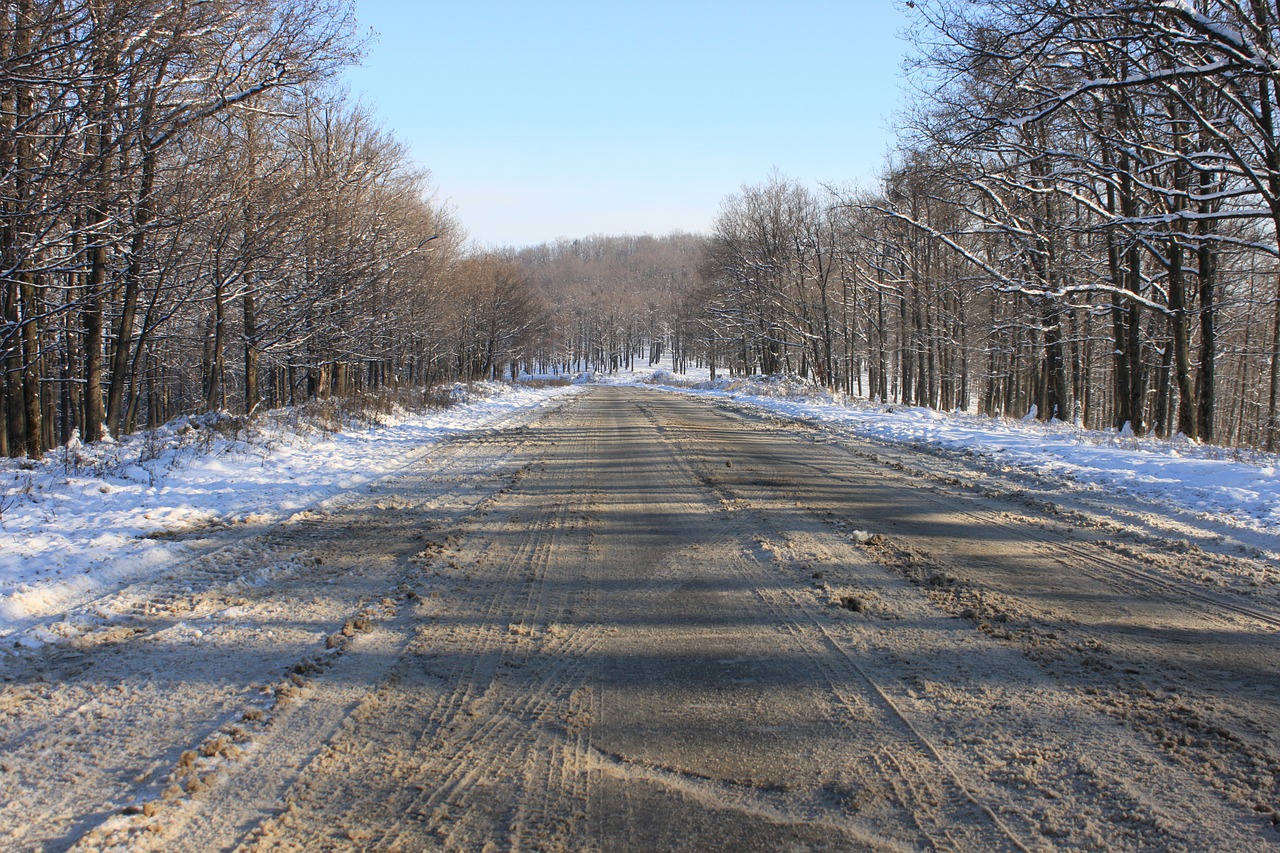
[
  {"left": 641, "top": 372, "right": 1280, "bottom": 534},
  {"left": 0, "top": 382, "right": 580, "bottom": 636}
]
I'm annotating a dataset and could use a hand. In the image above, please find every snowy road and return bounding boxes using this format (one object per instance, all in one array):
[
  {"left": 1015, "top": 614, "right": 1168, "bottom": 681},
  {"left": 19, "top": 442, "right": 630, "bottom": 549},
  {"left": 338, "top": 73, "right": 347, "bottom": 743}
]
[{"left": 4, "top": 386, "right": 1278, "bottom": 850}]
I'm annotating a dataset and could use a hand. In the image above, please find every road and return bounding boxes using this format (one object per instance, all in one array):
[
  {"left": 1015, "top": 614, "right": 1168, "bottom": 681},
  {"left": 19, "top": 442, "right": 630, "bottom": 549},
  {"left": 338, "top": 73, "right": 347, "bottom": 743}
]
[{"left": 3, "top": 386, "right": 1277, "bottom": 851}]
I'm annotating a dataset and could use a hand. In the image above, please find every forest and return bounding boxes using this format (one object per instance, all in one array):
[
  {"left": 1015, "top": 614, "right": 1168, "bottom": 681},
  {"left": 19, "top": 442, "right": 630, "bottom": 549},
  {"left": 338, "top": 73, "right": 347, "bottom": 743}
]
[
  {"left": 5, "top": 0, "right": 1280, "bottom": 456},
  {"left": 700, "top": 1, "right": 1280, "bottom": 451}
]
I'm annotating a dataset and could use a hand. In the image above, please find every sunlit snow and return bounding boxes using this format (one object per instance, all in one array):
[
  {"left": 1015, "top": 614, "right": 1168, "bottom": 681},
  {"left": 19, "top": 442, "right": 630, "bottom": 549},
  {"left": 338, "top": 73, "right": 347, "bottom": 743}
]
[{"left": 3, "top": 369, "right": 1277, "bottom": 645}]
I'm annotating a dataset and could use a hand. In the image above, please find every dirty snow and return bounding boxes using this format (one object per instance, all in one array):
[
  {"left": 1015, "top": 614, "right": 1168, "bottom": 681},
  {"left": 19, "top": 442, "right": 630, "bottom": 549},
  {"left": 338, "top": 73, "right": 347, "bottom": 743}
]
[
  {"left": 0, "top": 382, "right": 580, "bottom": 637},
  {"left": 4, "top": 366, "right": 1277, "bottom": 642},
  {"left": 632, "top": 369, "right": 1280, "bottom": 536}
]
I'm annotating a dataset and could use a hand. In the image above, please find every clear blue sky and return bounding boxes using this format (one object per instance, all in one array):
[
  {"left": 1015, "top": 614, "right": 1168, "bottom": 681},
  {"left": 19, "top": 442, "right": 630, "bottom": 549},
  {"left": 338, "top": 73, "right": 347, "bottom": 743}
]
[{"left": 342, "top": 1, "right": 912, "bottom": 248}]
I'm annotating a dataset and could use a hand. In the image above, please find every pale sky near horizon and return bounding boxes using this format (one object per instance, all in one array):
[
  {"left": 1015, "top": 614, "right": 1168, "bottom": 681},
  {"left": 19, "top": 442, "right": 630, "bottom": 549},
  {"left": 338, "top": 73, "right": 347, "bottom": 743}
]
[{"left": 341, "top": 1, "right": 912, "bottom": 248}]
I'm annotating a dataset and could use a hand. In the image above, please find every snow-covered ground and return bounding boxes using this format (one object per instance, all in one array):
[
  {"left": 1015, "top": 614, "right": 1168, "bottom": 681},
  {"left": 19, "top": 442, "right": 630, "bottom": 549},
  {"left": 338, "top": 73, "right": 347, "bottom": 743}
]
[
  {"left": 624, "top": 368, "right": 1280, "bottom": 538},
  {"left": 0, "top": 382, "right": 581, "bottom": 640},
  {"left": 4, "top": 366, "right": 1277, "bottom": 643}
]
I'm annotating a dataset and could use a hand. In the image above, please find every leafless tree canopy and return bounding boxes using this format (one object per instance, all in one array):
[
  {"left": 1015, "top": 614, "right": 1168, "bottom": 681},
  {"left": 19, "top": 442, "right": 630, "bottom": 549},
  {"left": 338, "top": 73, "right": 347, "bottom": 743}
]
[
  {"left": 689, "top": 1, "right": 1280, "bottom": 450},
  {"left": 1, "top": 0, "right": 515, "bottom": 456},
  {"left": 8, "top": 0, "right": 1280, "bottom": 456}
]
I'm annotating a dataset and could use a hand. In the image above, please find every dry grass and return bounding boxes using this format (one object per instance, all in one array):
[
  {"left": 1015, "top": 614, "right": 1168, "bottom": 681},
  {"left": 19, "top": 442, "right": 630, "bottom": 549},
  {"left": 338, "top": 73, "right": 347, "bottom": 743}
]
[{"left": 517, "top": 377, "right": 572, "bottom": 389}]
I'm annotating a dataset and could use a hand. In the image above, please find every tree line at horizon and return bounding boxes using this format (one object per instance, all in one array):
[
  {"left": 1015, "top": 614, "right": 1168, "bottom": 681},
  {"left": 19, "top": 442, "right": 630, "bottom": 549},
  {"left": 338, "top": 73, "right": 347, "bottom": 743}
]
[{"left": 6, "top": 0, "right": 1280, "bottom": 457}]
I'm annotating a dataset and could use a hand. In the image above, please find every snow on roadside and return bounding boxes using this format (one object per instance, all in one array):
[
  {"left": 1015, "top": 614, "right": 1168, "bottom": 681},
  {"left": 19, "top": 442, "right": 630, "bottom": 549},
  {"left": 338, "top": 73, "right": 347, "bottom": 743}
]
[
  {"left": 6, "top": 361, "right": 1277, "bottom": 641},
  {"left": 0, "top": 382, "right": 580, "bottom": 637},
  {"left": 637, "top": 371, "right": 1280, "bottom": 536}
]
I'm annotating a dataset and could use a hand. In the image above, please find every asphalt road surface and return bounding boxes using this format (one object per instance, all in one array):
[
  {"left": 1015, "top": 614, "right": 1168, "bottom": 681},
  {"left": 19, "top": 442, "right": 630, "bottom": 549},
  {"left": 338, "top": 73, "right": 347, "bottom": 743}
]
[{"left": 5, "top": 386, "right": 1278, "bottom": 851}]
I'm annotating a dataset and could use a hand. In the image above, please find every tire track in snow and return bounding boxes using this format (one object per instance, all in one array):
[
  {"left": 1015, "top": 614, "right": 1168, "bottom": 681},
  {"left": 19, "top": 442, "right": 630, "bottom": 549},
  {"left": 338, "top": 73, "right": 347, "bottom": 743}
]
[
  {"left": 652, "top": 393, "right": 1275, "bottom": 849},
  {"left": 30, "top": 405, "right": 571, "bottom": 851},
  {"left": 635, "top": 396, "right": 1032, "bottom": 852}
]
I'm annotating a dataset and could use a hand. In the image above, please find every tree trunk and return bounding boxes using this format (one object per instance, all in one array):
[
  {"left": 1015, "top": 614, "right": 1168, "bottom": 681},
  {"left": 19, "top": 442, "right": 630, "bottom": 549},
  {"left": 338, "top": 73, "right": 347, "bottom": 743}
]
[
  {"left": 1167, "top": 237, "right": 1196, "bottom": 438},
  {"left": 5, "top": 0, "right": 42, "bottom": 456},
  {"left": 204, "top": 279, "right": 226, "bottom": 411},
  {"left": 82, "top": 36, "right": 116, "bottom": 443},
  {"left": 243, "top": 289, "right": 259, "bottom": 414},
  {"left": 1122, "top": 178, "right": 1147, "bottom": 435},
  {"left": 1195, "top": 196, "right": 1217, "bottom": 442},
  {"left": 1043, "top": 300, "right": 1070, "bottom": 421},
  {"left": 1264, "top": 249, "right": 1280, "bottom": 451},
  {"left": 1153, "top": 341, "right": 1173, "bottom": 439},
  {"left": 1104, "top": 168, "right": 1133, "bottom": 431},
  {"left": 19, "top": 273, "right": 42, "bottom": 457},
  {"left": 83, "top": 290, "right": 106, "bottom": 441},
  {"left": 106, "top": 144, "right": 158, "bottom": 436},
  {"left": 1252, "top": 13, "right": 1280, "bottom": 449}
]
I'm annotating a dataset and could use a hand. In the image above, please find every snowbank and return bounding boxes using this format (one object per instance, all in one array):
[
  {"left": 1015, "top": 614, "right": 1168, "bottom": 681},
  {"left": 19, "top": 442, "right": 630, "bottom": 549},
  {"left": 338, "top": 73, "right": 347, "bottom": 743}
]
[
  {"left": 5, "top": 363, "right": 1276, "bottom": 641},
  {"left": 639, "top": 372, "right": 1280, "bottom": 534},
  {"left": 0, "top": 382, "right": 580, "bottom": 636}
]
